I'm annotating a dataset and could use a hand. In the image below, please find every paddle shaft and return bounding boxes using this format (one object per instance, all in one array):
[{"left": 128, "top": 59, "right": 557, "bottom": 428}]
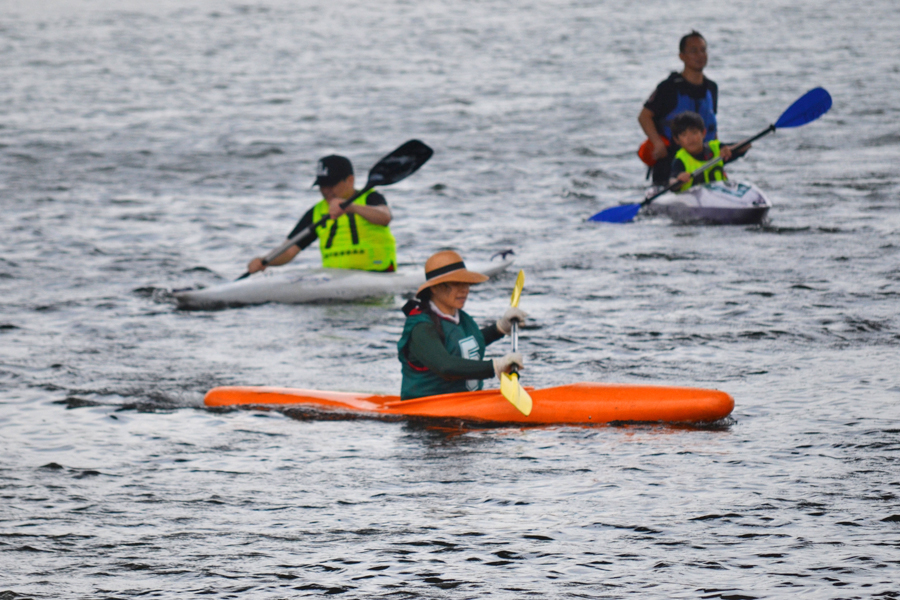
[
  {"left": 510, "top": 320, "right": 520, "bottom": 376},
  {"left": 508, "top": 270, "right": 524, "bottom": 378}
]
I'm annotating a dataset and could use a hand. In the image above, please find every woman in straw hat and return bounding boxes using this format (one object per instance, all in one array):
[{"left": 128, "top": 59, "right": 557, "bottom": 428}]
[{"left": 397, "top": 250, "right": 527, "bottom": 400}]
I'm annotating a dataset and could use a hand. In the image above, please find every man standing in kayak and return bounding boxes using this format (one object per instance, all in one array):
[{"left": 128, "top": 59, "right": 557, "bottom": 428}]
[
  {"left": 246, "top": 154, "right": 396, "bottom": 274},
  {"left": 398, "top": 251, "right": 526, "bottom": 400},
  {"left": 638, "top": 31, "right": 719, "bottom": 186}
]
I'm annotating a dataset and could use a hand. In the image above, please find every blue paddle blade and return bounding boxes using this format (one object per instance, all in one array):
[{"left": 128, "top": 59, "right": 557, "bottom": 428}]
[
  {"left": 588, "top": 202, "right": 642, "bottom": 223},
  {"left": 775, "top": 87, "right": 832, "bottom": 129}
]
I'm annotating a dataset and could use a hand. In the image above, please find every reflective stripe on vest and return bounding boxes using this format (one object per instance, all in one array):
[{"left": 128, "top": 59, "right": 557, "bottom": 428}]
[
  {"left": 311, "top": 190, "right": 397, "bottom": 271},
  {"left": 674, "top": 140, "right": 725, "bottom": 192}
]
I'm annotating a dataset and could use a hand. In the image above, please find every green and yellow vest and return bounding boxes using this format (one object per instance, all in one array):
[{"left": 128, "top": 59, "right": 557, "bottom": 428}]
[
  {"left": 311, "top": 190, "right": 397, "bottom": 270},
  {"left": 398, "top": 306, "right": 487, "bottom": 400},
  {"left": 673, "top": 140, "right": 726, "bottom": 192}
]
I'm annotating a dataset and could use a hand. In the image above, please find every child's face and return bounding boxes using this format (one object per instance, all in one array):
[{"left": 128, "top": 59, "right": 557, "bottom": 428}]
[{"left": 675, "top": 127, "right": 706, "bottom": 155}]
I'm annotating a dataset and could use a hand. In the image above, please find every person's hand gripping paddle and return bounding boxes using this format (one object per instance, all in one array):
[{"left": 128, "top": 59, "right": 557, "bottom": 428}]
[{"left": 500, "top": 270, "right": 532, "bottom": 416}]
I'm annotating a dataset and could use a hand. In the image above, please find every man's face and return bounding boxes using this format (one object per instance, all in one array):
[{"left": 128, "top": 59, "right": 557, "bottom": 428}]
[
  {"left": 675, "top": 128, "right": 706, "bottom": 155},
  {"left": 319, "top": 175, "right": 355, "bottom": 200},
  {"left": 679, "top": 37, "right": 708, "bottom": 72}
]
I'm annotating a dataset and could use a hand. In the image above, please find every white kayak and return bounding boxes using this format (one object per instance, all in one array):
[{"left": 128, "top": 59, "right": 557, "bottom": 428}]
[
  {"left": 645, "top": 181, "right": 772, "bottom": 225},
  {"left": 173, "top": 257, "right": 514, "bottom": 310}
]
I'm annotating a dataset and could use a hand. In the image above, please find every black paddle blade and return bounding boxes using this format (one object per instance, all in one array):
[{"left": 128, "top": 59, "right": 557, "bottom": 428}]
[{"left": 365, "top": 140, "right": 433, "bottom": 187}]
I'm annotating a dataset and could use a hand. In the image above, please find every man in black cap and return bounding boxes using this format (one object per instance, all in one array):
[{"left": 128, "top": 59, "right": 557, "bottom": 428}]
[{"left": 246, "top": 154, "right": 396, "bottom": 274}]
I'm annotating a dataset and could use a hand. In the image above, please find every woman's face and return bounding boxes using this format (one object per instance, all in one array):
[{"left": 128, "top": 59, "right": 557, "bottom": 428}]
[{"left": 431, "top": 282, "right": 470, "bottom": 314}]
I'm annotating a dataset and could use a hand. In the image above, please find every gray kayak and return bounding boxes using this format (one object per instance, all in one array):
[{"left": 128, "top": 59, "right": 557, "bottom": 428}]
[
  {"left": 173, "top": 258, "right": 514, "bottom": 310},
  {"left": 644, "top": 181, "right": 772, "bottom": 225}
]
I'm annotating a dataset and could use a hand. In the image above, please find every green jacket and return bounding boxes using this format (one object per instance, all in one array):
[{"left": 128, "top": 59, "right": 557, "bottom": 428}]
[{"left": 397, "top": 301, "right": 500, "bottom": 400}]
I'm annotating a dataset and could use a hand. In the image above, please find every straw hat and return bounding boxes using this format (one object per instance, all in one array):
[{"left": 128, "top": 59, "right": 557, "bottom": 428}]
[{"left": 416, "top": 250, "right": 488, "bottom": 295}]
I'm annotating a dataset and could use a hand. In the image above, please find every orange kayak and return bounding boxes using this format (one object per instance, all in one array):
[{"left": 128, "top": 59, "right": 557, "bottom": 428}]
[{"left": 204, "top": 383, "right": 734, "bottom": 425}]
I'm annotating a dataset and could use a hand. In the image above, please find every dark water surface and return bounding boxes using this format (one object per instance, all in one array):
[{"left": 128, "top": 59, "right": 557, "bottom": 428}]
[{"left": 2, "top": 0, "right": 900, "bottom": 597}]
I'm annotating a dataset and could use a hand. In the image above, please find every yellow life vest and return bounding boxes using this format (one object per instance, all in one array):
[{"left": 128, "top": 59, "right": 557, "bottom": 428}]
[
  {"left": 674, "top": 140, "right": 726, "bottom": 192},
  {"left": 311, "top": 190, "right": 397, "bottom": 271}
]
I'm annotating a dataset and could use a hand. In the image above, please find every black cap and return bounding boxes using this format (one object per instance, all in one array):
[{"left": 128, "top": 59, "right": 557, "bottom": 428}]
[{"left": 313, "top": 155, "right": 353, "bottom": 187}]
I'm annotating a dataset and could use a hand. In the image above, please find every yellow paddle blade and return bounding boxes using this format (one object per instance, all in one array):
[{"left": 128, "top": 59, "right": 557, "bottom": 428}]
[
  {"left": 510, "top": 270, "right": 525, "bottom": 308},
  {"left": 500, "top": 372, "right": 533, "bottom": 416}
]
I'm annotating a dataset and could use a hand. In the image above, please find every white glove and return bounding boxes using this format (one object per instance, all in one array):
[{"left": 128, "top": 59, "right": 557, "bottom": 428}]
[
  {"left": 496, "top": 307, "right": 528, "bottom": 335},
  {"left": 493, "top": 352, "right": 524, "bottom": 379}
]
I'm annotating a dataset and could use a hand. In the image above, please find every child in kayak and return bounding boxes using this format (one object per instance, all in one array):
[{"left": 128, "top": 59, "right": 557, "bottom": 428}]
[
  {"left": 397, "top": 250, "right": 526, "bottom": 400},
  {"left": 670, "top": 111, "right": 740, "bottom": 192}
]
